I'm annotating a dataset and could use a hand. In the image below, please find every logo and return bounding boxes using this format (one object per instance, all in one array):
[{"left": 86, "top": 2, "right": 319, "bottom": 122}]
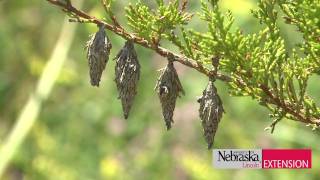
[
  {"left": 213, "top": 149, "right": 311, "bottom": 169},
  {"left": 262, "top": 149, "right": 311, "bottom": 169},
  {"left": 213, "top": 149, "right": 262, "bottom": 169}
]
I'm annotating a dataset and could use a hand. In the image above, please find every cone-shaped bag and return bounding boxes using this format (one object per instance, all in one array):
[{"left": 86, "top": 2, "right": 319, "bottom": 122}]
[
  {"left": 198, "top": 79, "right": 224, "bottom": 149},
  {"left": 86, "top": 24, "right": 112, "bottom": 86},
  {"left": 155, "top": 55, "right": 185, "bottom": 130},
  {"left": 115, "top": 41, "right": 140, "bottom": 119}
]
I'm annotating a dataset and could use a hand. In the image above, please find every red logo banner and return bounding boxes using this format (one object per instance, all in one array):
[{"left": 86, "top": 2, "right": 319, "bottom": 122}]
[{"left": 262, "top": 149, "right": 311, "bottom": 169}]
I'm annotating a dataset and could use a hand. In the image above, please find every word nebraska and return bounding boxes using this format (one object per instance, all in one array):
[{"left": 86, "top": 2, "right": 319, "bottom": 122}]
[
  {"left": 263, "top": 159, "right": 309, "bottom": 168},
  {"left": 218, "top": 150, "right": 260, "bottom": 161}
]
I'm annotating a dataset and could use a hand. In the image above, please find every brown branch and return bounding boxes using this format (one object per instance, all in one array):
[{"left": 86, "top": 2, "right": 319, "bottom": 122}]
[
  {"left": 46, "top": 0, "right": 232, "bottom": 82},
  {"left": 101, "top": 0, "right": 121, "bottom": 27},
  {"left": 46, "top": 0, "right": 320, "bottom": 127},
  {"left": 260, "top": 84, "right": 320, "bottom": 125}
]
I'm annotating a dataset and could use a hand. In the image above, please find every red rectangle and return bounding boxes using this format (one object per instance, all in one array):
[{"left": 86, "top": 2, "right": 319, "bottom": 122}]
[{"left": 262, "top": 149, "right": 311, "bottom": 169}]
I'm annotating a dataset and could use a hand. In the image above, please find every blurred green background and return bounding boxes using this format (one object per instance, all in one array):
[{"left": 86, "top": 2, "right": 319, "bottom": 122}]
[{"left": 0, "top": 0, "right": 319, "bottom": 179}]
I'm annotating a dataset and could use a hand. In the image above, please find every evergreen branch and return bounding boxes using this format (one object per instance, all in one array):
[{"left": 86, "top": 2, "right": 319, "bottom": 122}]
[
  {"left": 260, "top": 84, "right": 320, "bottom": 125},
  {"left": 45, "top": 0, "right": 320, "bottom": 128},
  {"left": 46, "top": 0, "right": 231, "bottom": 82},
  {"left": 101, "top": 0, "right": 121, "bottom": 27}
]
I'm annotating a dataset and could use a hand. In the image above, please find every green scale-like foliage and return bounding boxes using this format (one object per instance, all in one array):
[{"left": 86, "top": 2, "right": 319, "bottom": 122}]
[
  {"left": 47, "top": 0, "right": 320, "bottom": 133},
  {"left": 123, "top": 0, "right": 320, "bottom": 130}
]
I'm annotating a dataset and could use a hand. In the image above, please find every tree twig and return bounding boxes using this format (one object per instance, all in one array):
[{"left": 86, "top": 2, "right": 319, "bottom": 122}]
[
  {"left": 260, "top": 84, "right": 320, "bottom": 126},
  {"left": 45, "top": 0, "right": 320, "bottom": 127},
  {"left": 46, "top": 0, "right": 232, "bottom": 82}
]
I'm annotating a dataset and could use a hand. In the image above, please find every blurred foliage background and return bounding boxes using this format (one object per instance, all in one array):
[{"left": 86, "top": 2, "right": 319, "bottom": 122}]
[{"left": 0, "top": 0, "right": 319, "bottom": 179}]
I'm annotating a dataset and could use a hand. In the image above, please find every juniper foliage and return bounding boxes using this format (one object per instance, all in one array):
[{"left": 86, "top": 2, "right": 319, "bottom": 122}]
[{"left": 47, "top": 0, "right": 320, "bottom": 141}]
